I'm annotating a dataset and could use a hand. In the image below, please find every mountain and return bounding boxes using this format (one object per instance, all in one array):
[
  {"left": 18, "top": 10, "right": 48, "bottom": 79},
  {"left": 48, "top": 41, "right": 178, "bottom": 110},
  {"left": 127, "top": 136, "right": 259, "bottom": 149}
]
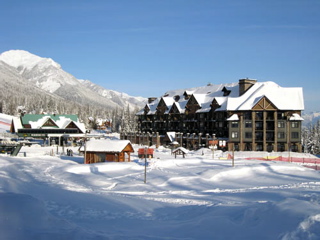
[
  {"left": 0, "top": 50, "right": 146, "bottom": 111},
  {"left": 0, "top": 59, "right": 64, "bottom": 107},
  {"left": 79, "top": 79, "right": 146, "bottom": 109},
  {"left": 302, "top": 111, "right": 320, "bottom": 127}
]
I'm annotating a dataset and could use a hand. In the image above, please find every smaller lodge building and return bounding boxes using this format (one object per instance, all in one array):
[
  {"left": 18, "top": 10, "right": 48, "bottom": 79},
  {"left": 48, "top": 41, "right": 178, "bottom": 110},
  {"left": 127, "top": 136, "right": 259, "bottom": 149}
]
[
  {"left": 80, "top": 139, "right": 134, "bottom": 164},
  {"left": 10, "top": 114, "right": 86, "bottom": 145}
]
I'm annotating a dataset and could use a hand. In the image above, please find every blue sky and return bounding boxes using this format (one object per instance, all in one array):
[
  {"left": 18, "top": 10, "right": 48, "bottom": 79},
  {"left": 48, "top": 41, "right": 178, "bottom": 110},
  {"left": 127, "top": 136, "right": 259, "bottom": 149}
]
[{"left": 1, "top": 0, "right": 320, "bottom": 112}]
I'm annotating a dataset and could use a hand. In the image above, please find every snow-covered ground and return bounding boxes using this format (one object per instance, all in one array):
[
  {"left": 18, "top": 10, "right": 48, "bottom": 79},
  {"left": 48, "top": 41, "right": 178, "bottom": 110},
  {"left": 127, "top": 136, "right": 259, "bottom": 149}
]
[
  {"left": 0, "top": 143, "right": 320, "bottom": 240},
  {"left": 0, "top": 113, "right": 320, "bottom": 239}
]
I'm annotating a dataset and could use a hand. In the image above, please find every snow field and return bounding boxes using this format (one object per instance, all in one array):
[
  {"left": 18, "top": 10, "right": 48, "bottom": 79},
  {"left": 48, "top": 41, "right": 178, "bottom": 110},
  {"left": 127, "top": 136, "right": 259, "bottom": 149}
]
[{"left": 0, "top": 144, "right": 320, "bottom": 239}]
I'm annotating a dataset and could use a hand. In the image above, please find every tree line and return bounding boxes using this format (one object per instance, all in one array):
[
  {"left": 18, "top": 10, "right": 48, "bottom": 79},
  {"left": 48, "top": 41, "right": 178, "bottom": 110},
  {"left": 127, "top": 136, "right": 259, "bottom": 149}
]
[
  {"left": 302, "top": 120, "right": 320, "bottom": 155},
  {"left": 0, "top": 91, "right": 139, "bottom": 133}
]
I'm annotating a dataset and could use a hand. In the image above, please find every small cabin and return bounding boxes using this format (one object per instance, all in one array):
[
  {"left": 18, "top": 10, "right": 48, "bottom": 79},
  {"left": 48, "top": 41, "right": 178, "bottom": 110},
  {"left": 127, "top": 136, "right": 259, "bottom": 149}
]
[{"left": 80, "top": 139, "right": 134, "bottom": 164}]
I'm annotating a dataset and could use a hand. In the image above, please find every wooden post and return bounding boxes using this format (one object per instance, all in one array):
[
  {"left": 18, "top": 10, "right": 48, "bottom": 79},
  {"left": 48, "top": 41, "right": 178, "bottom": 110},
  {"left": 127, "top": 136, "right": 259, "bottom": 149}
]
[
  {"left": 144, "top": 147, "right": 147, "bottom": 183},
  {"left": 232, "top": 144, "right": 235, "bottom": 167}
]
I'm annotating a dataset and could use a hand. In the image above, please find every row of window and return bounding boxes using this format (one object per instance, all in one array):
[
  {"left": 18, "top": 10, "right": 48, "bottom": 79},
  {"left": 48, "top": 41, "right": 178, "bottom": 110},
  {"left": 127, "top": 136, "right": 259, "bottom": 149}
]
[
  {"left": 141, "top": 111, "right": 291, "bottom": 122},
  {"left": 231, "top": 121, "right": 300, "bottom": 128},
  {"left": 18, "top": 129, "right": 80, "bottom": 134},
  {"left": 231, "top": 131, "right": 300, "bottom": 139},
  {"left": 236, "top": 142, "right": 299, "bottom": 152}
]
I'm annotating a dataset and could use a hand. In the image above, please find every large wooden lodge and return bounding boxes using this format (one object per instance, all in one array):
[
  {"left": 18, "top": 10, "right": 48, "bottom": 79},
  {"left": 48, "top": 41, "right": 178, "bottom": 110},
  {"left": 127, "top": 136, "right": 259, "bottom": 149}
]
[{"left": 131, "top": 79, "right": 304, "bottom": 152}]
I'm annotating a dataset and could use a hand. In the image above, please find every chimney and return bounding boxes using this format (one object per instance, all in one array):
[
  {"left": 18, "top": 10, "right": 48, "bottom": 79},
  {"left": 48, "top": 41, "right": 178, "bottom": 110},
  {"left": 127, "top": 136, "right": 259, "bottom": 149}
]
[{"left": 239, "top": 78, "right": 257, "bottom": 96}]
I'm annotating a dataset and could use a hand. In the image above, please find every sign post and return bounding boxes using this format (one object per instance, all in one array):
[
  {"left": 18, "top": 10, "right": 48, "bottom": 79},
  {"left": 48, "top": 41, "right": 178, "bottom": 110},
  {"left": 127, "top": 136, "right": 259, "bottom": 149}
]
[{"left": 144, "top": 147, "right": 147, "bottom": 184}]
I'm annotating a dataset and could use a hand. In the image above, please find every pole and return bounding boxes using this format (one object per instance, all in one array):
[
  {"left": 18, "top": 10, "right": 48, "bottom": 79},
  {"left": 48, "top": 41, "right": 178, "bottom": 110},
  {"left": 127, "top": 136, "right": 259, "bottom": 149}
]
[
  {"left": 232, "top": 144, "right": 235, "bottom": 167},
  {"left": 144, "top": 147, "right": 147, "bottom": 183},
  {"left": 84, "top": 132, "right": 87, "bottom": 164}
]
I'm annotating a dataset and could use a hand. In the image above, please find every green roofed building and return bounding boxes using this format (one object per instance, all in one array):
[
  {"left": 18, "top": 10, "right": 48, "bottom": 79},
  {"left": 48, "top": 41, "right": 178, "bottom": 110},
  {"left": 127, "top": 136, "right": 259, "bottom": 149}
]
[{"left": 10, "top": 114, "right": 87, "bottom": 145}]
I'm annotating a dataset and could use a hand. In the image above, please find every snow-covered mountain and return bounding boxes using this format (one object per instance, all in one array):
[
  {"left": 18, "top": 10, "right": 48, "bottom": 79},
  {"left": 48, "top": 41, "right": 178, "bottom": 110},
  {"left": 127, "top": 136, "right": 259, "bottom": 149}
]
[
  {"left": 79, "top": 79, "right": 146, "bottom": 109},
  {"left": 302, "top": 111, "right": 320, "bottom": 127},
  {"left": 0, "top": 50, "right": 146, "bottom": 111}
]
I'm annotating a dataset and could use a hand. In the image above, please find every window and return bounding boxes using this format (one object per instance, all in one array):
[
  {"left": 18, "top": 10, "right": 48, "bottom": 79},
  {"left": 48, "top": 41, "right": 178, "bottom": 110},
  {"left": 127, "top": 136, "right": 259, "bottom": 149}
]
[
  {"left": 244, "top": 112, "right": 252, "bottom": 120},
  {"left": 266, "top": 132, "right": 274, "bottom": 141},
  {"left": 278, "top": 121, "right": 285, "bottom": 128},
  {"left": 255, "top": 132, "right": 263, "bottom": 141},
  {"left": 266, "top": 111, "right": 274, "bottom": 120},
  {"left": 256, "top": 144, "right": 263, "bottom": 151},
  {"left": 256, "top": 111, "right": 263, "bottom": 120},
  {"left": 277, "top": 132, "right": 285, "bottom": 139},
  {"left": 245, "top": 132, "right": 252, "bottom": 138},
  {"left": 231, "top": 121, "right": 239, "bottom": 128},
  {"left": 277, "top": 112, "right": 286, "bottom": 120},
  {"left": 291, "top": 121, "right": 299, "bottom": 128},
  {"left": 245, "top": 121, "right": 252, "bottom": 128},
  {"left": 277, "top": 143, "right": 285, "bottom": 152},
  {"left": 231, "top": 132, "right": 238, "bottom": 138},
  {"left": 255, "top": 121, "right": 263, "bottom": 130},
  {"left": 291, "top": 132, "right": 299, "bottom": 139}
]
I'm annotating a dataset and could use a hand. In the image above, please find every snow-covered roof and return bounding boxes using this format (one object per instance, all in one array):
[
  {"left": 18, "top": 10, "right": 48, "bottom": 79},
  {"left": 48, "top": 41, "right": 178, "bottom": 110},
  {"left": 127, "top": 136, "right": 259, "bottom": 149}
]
[
  {"left": 82, "top": 139, "right": 133, "bottom": 152},
  {"left": 162, "top": 97, "right": 175, "bottom": 114},
  {"left": 137, "top": 81, "right": 304, "bottom": 115},
  {"left": 227, "top": 81, "right": 304, "bottom": 111},
  {"left": 12, "top": 117, "right": 23, "bottom": 132},
  {"left": 227, "top": 114, "right": 239, "bottom": 121},
  {"left": 289, "top": 113, "right": 304, "bottom": 121},
  {"left": 18, "top": 114, "right": 86, "bottom": 133},
  {"left": 172, "top": 147, "right": 189, "bottom": 154},
  {"left": 166, "top": 132, "right": 176, "bottom": 142}
]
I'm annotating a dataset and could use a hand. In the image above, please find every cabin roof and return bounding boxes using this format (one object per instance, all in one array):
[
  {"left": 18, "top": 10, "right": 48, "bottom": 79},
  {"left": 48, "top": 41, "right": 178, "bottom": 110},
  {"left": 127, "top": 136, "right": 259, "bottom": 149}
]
[{"left": 81, "top": 139, "right": 134, "bottom": 153}]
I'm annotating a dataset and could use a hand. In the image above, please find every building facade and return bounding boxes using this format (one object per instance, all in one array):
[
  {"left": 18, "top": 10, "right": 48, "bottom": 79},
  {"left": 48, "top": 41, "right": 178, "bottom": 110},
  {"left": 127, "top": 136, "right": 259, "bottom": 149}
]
[
  {"left": 135, "top": 79, "right": 304, "bottom": 152},
  {"left": 10, "top": 114, "right": 86, "bottom": 145}
]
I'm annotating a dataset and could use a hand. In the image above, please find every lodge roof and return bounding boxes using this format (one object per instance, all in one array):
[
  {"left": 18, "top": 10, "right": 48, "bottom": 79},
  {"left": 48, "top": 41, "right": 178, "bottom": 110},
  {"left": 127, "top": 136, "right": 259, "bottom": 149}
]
[{"left": 136, "top": 80, "right": 304, "bottom": 115}]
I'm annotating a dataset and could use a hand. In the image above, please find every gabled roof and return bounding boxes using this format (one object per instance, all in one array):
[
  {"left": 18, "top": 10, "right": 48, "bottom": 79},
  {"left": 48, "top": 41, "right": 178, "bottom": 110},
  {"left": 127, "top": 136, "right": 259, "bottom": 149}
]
[
  {"left": 21, "top": 114, "right": 78, "bottom": 125},
  {"left": 161, "top": 97, "right": 175, "bottom": 114},
  {"left": 227, "top": 81, "right": 304, "bottom": 111},
  {"left": 166, "top": 132, "right": 176, "bottom": 142},
  {"left": 17, "top": 114, "right": 86, "bottom": 133},
  {"left": 227, "top": 114, "right": 239, "bottom": 121},
  {"left": 81, "top": 139, "right": 134, "bottom": 153},
  {"left": 137, "top": 80, "right": 304, "bottom": 115},
  {"left": 290, "top": 113, "right": 304, "bottom": 121},
  {"left": 172, "top": 147, "right": 189, "bottom": 154},
  {"left": 11, "top": 117, "right": 23, "bottom": 132},
  {"left": 192, "top": 94, "right": 208, "bottom": 105},
  {"left": 31, "top": 116, "right": 58, "bottom": 128}
]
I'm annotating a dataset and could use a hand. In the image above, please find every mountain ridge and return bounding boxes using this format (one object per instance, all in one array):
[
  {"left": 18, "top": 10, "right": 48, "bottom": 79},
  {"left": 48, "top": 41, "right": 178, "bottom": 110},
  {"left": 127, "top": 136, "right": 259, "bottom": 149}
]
[{"left": 0, "top": 50, "right": 146, "bottom": 111}]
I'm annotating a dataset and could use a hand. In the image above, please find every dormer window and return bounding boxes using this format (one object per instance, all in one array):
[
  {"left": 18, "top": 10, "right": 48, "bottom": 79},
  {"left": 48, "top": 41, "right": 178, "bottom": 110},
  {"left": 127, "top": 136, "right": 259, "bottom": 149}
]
[
  {"left": 222, "top": 87, "right": 231, "bottom": 96},
  {"left": 183, "top": 91, "right": 192, "bottom": 100}
]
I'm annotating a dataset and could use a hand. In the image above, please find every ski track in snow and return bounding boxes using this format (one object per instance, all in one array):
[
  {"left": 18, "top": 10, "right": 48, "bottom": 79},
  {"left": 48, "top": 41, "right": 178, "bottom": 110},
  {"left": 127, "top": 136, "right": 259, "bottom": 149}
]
[
  {"left": 1, "top": 144, "right": 320, "bottom": 239},
  {"left": 36, "top": 157, "right": 320, "bottom": 209}
]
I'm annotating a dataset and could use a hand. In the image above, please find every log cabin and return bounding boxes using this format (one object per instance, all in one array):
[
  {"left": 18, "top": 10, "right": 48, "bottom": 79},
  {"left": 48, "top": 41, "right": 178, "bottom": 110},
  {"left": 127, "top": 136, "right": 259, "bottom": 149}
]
[{"left": 80, "top": 139, "right": 134, "bottom": 164}]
